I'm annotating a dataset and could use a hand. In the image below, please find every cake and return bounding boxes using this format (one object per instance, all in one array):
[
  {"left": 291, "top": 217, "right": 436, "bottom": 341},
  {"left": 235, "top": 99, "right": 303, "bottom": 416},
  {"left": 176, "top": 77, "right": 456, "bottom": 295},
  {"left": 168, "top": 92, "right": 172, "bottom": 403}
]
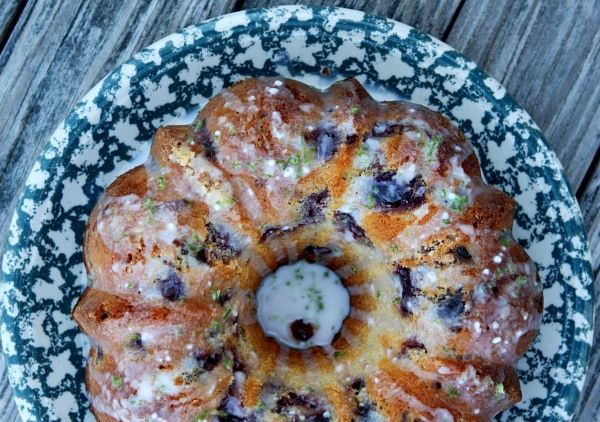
[{"left": 73, "top": 77, "right": 543, "bottom": 421}]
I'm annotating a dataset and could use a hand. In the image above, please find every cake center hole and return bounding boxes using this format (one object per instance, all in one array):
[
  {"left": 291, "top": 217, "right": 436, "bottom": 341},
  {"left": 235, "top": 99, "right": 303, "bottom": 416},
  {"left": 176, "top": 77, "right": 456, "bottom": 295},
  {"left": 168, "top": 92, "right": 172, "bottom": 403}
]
[{"left": 256, "top": 259, "right": 350, "bottom": 350}]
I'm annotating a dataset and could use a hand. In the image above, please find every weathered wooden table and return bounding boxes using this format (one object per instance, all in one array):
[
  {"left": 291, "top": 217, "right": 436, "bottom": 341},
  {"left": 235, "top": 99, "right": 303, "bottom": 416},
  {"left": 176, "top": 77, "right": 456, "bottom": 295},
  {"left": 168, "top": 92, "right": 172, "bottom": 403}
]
[{"left": 1, "top": 1, "right": 598, "bottom": 421}]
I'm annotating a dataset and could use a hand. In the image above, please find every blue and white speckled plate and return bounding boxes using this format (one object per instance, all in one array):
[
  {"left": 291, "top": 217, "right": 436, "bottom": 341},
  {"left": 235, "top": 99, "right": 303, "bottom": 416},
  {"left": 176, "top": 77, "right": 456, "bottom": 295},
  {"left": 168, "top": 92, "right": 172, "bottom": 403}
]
[{"left": 1, "top": 6, "right": 594, "bottom": 421}]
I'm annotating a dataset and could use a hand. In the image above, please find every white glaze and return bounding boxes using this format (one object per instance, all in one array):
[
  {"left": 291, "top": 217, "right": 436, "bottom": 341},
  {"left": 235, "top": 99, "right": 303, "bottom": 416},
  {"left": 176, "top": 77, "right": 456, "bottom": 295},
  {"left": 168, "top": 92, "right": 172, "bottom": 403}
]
[{"left": 256, "top": 260, "right": 350, "bottom": 350}]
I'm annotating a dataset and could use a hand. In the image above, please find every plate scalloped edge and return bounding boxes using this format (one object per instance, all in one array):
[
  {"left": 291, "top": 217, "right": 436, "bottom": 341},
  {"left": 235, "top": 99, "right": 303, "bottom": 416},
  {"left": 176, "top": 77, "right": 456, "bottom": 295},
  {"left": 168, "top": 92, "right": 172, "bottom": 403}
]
[{"left": 1, "top": 5, "right": 594, "bottom": 421}]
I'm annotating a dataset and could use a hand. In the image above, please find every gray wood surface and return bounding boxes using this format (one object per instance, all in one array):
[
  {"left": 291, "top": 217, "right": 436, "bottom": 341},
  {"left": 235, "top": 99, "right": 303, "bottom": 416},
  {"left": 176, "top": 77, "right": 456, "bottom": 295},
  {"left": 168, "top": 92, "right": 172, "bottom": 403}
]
[
  {"left": 1, "top": 0, "right": 598, "bottom": 421},
  {"left": 0, "top": 1, "right": 25, "bottom": 50}
]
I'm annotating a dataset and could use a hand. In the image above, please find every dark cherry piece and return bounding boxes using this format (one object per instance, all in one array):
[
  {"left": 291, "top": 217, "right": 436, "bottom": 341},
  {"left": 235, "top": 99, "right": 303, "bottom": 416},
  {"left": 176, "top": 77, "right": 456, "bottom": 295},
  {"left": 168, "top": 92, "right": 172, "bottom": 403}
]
[
  {"left": 206, "top": 223, "right": 239, "bottom": 263},
  {"left": 455, "top": 246, "right": 472, "bottom": 260},
  {"left": 290, "top": 319, "right": 315, "bottom": 341},
  {"left": 194, "top": 351, "right": 222, "bottom": 371},
  {"left": 333, "top": 211, "right": 373, "bottom": 247},
  {"left": 305, "top": 125, "right": 341, "bottom": 162},
  {"left": 395, "top": 266, "right": 419, "bottom": 316},
  {"left": 437, "top": 292, "right": 466, "bottom": 321},
  {"left": 371, "top": 172, "right": 426, "bottom": 210},
  {"left": 159, "top": 270, "right": 185, "bottom": 301},
  {"left": 299, "top": 190, "right": 330, "bottom": 225}
]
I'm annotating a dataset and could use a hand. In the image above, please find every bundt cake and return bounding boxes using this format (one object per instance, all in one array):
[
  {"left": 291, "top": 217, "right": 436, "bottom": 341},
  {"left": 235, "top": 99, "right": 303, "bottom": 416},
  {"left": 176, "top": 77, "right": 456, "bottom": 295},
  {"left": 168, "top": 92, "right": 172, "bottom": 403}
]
[{"left": 73, "top": 77, "right": 543, "bottom": 421}]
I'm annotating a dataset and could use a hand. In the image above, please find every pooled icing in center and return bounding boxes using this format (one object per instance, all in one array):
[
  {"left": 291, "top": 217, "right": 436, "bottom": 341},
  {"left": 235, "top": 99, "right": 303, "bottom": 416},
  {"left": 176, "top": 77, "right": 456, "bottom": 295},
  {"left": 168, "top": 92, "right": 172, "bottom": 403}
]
[{"left": 256, "top": 260, "right": 350, "bottom": 350}]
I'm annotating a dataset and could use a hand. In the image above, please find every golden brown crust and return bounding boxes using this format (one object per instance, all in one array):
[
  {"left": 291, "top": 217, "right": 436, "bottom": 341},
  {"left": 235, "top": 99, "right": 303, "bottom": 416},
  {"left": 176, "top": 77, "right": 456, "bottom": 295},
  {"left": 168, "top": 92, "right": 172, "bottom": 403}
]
[{"left": 74, "top": 77, "right": 543, "bottom": 421}]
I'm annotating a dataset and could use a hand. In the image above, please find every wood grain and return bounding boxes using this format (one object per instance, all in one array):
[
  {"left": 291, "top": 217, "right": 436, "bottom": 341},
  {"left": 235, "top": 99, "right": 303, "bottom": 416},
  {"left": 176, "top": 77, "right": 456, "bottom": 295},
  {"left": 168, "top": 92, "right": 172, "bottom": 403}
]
[
  {"left": 0, "top": 0, "right": 239, "bottom": 257},
  {"left": 0, "top": 0, "right": 26, "bottom": 49},
  {"left": 447, "top": 0, "right": 600, "bottom": 192},
  {"left": 0, "top": 354, "right": 19, "bottom": 422}
]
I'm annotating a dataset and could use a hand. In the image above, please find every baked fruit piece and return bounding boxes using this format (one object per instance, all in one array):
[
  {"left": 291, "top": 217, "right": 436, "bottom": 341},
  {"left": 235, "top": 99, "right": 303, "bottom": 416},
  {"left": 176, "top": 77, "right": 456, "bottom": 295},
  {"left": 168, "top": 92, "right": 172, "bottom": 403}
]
[{"left": 73, "top": 77, "right": 543, "bottom": 422}]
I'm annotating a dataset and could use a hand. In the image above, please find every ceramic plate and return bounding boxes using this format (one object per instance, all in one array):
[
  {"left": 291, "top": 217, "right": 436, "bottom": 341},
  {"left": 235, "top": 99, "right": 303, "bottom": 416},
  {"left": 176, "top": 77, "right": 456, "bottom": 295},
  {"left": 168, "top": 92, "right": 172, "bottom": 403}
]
[{"left": 1, "top": 6, "right": 594, "bottom": 421}]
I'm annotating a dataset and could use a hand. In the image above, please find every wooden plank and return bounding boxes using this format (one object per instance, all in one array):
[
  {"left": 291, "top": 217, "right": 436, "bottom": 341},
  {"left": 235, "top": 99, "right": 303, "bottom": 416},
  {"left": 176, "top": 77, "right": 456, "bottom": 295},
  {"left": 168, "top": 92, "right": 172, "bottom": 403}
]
[
  {"left": 446, "top": 0, "right": 600, "bottom": 192},
  {"left": 0, "top": 0, "right": 26, "bottom": 49},
  {"left": 0, "top": 354, "right": 19, "bottom": 421},
  {"left": 242, "top": 0, "right": 462, "bottom": 39},
  {"left": 0, "top": 0, "right": 239, "bottom": 259}
]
